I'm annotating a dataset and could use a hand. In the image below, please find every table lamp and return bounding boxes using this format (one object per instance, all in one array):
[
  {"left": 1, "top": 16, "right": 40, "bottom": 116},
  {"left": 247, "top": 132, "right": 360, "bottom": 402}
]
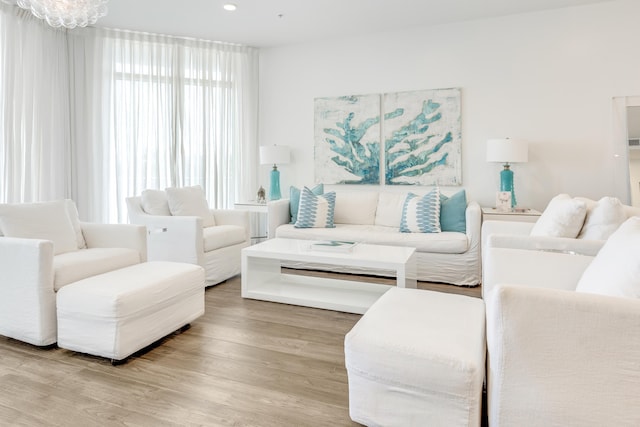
[
  {"left": 486, "top": 138, "right": 528, "bottom": 208},
  {"left": 259, "top": 145, "right": 290, "bottom": 200}
]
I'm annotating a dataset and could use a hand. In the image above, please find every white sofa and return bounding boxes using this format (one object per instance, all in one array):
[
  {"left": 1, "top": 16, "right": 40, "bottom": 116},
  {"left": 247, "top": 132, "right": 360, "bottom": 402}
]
[
  {"left": 0, "top": 200, "right": 146, "bottom": 346},
  {"left": 483, "top": 222, "right": 640, "bottom": 426},
  {"left": 482, "top": 197, "right": 640, "bottom": 297},
  {"left": 268, "top": 189, "right": 481, "bottom": 286},
  {"left": 127, "top": 196, "right": 250, "bottom": 286}
]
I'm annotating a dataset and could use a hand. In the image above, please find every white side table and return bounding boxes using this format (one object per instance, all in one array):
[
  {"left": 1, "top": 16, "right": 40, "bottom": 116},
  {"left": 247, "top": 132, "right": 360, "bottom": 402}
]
[
  {"left": 481, "top": 207, "right": 542, "bottom": 223},
  {"left": 234, "top": 201, "right": 268, "bottom": 244}
]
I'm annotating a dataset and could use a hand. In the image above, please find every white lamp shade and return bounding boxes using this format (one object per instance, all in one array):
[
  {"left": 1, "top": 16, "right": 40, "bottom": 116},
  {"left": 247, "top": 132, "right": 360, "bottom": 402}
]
[
  {"left": 260, "top": 145, "right": 291, "bottom": 165},
  {"left": 486, "top": 138, "right": 528, "bottom": 163}
]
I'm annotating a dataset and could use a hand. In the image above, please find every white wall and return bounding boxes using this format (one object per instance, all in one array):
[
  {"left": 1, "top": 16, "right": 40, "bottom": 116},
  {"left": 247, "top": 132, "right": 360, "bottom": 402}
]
[{"left": 258, "top": 0, "right": 640, "bottom": 210}]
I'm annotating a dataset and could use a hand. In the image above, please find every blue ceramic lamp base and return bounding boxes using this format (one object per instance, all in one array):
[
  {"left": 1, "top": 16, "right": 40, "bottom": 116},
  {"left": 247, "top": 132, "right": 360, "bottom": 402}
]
[
  {"left": 500, "top": 164, "right": 516, "bottom": 208},
  {"left": 269, "top": 166, "right": 281, "bottom": 200}
]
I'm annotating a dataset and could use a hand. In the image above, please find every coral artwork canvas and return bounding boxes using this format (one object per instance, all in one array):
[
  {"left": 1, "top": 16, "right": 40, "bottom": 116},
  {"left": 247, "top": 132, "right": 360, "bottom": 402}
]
[
  {"left": 314, "top": 94, "right": 381, "bottom": 185},
  {"left": 384, "top": 88, "right": 462, "bottom": 185}
]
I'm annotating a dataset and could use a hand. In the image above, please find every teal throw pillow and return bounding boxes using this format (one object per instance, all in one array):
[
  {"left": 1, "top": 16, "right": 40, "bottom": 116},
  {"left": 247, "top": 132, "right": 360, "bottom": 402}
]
[
  {"left": 290, "top": 184, "right": 324, "bottom": 224},
  {"left": 294, "top": 187, "right": 336, "bottom": 229},
  {"left": 400, "top": 189, "right": 441, "bottom": 233},
  {"left": 440, "top": 190, "right": 467, "bottom": 233}
]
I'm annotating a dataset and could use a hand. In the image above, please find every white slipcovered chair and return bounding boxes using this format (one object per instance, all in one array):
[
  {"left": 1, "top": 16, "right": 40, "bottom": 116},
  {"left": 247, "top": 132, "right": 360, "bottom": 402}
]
[
  {"left": 483, "top": 215, "right": 640, "bottom": 426},
  {"left": 126, "top": 186, "right": 250, "bottom": 286},
  {"left": 0, "top": 200, "right": 146, "bottom": 346}
]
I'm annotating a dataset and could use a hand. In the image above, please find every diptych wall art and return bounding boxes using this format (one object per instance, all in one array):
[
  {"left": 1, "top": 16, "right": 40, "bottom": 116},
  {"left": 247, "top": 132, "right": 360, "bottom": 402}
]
[{"left": 314, "top": 88, "right": 462, "bottom": 186}]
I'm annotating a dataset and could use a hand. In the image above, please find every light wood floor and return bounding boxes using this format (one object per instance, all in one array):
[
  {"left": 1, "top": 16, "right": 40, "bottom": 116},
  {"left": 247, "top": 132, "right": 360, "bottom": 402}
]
[{"left": 0, "top": 271, "right": 481, "bottom": 426}]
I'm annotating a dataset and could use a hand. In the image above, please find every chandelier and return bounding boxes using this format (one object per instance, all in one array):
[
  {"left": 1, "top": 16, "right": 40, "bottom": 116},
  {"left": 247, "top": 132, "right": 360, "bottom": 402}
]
[{"left": 7, "top": 0, "right": 108, "bottom": 29}]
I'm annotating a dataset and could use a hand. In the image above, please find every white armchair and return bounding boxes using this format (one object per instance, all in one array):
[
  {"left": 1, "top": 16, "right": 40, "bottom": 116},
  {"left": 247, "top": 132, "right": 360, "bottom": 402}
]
[
  {"left": 0, "top": 200, "right": 146, "bottom": 346},
  {"left": 126, "top": 194, "right": 250, "bottom": 286},
  {"left": 483, "top": 219, "right": 640, "bottom": 426}
]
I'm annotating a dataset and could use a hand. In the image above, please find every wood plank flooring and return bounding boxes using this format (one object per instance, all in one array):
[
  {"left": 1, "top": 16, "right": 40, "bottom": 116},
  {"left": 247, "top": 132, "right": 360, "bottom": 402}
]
[{"left": 0, "top": 272, "right": 481, "bottom": 426}]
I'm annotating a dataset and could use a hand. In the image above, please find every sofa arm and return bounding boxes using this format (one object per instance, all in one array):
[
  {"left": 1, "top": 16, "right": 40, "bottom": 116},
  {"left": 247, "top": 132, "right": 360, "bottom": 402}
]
[
  {"left": 212, "top": 209, "right": 251, "bottom": 242},
  {"left": 465, "top": 201, "right": 482, "bottom": 242},
  {"left": 125, "top": 214, "right": 203, "bottom": 265},
  {"left": 486, "top": 285, "right": 640, "bottom": 427},
  {"left": 482, "top": 245, "right": 593, "bottom": 299},
  {"left": 487, "top": 234, "right": 604, "bottom": 256},
  {"left": 0, "top": 237, "right": 57, "bottom": 346},
  {"left": 267, "top": 199, "right": 291, "bottom": 238},
  {"left": 81, "top": 223, "right": 147, "bottom": 262},
  {"left": 481, "top": 220, "right": 535, "bottom": 262}
]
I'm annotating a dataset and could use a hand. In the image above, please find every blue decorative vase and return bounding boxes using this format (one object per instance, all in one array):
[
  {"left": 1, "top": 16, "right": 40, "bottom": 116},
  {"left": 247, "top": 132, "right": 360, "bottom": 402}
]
[
  {"left": 269, "top": 166, "right": 281, "bottom": 200},
  {"left": 500, "top": 165, "right": 516, "bottom": 208}
]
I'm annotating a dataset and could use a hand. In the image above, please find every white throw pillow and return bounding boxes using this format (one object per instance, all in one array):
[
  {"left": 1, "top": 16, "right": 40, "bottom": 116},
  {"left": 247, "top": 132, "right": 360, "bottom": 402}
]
[
  {"left": 576, "top": 217, "right": 640, "bottom": 298},
  {"left": 141, "top": 189, "right": 171, "bottom": 216},
  {"left": 375, "top": 192, "right": 406, "bottom": 228},
  {"left": 577, "top": 196, "right": 626, "bottom": 240},
  {"left": 0, "top": 200, "right": 78, "bottom": 255},
  {"left": 64, "top": 199, "right": 87, "bottom": 249},
  {"left": 530, "top": 194, "right": 587, "bottom": 238},
  {"left": 400, "top": 189, "right": 441, "bottom": 233},
  {"left": 165, "top": 186, "right": 215, "bottom": 227},
  {"left": 294, "top": 187, "right": 336, "bottom": 229},
  {"left": 333, "top": 191, "right": 378, "bottom": 225}
]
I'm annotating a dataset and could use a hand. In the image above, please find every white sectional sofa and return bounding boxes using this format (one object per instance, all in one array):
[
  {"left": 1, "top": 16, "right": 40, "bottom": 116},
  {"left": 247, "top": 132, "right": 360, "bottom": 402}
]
[
  {"left": 481, "top": 194, "right": 640, "bottom": 293},
  {"left": 268, "top": 189, "right": 481, "bottom": 286}
]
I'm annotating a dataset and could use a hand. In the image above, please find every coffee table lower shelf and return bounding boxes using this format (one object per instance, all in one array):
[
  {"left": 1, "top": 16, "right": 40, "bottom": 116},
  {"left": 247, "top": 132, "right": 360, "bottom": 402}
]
[
  {"left": 242, "top": 273, "right": 392, "bottom": 314},
  {"left": 241, "top": 238, "right": 416, "bottom": 314}
]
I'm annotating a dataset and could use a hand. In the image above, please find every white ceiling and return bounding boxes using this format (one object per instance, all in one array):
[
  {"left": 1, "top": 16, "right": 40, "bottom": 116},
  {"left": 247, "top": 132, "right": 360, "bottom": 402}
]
[{"left": 97, "top": 0, "right": 613, "bottom": 48}]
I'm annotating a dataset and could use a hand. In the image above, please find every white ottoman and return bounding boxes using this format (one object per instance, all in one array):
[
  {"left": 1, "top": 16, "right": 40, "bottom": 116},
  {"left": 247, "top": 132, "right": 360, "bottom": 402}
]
[
  {"left": 344, "top": 288, "right": 486, "bottom": 427},
  {"left": 57, "top": 261, "right": 205, "bottom": 362}
]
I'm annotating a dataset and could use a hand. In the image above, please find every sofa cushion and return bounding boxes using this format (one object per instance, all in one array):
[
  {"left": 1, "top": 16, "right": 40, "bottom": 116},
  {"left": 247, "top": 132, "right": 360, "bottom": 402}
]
[
  {"left": 276, "top": 224, "right": 468, "bottom": 254},
  {"left": 440, "top": 190, "right": 467, "bottom": 233},
  {"left": 400, "top": 189, "right": 441, "bottom": 233},
  {"left": 530, "top": 194, "right": 587, "bottom": 238},
  {"left": 334, "top": 191, "right": 379, "bottom": 225},
  {"left": 202, "top": 225, "right": 246, "bottom": 252},
  {"left": 577, "top": 196, "right": 626, "bottom": 240},
  {"left": 290, "top": 184, "right": 323, "bottom": 224},
  {"left": 165, "top": 185, "right": 215, "bottom": 227},
  {"left": 0, "top": 200, "right": 78, "bottom": 255},
  {"left": 295, "top": 188, "right": 336, "bottom": 228},
  {"left": 141, "top": 189, "right": 171, "bottom": 216},
  {"left": 53, "top": 247, "right": 141, "bottom": 291},
  {"left": 375, "top": 192, "right": 405, "bottom": 227},
  {"left": 576, "top": 217, "right": 640, "bottom": 298}
]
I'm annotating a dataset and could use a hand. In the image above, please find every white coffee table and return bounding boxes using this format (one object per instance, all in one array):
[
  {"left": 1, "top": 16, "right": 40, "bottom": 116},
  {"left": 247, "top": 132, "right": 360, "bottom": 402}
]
[{"left": 241, "top": 238, "right": 417, "bottom": 314}]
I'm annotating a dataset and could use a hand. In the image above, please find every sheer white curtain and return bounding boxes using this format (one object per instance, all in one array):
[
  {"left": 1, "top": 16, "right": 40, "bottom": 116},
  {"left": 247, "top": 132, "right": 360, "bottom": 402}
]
[
  {"left": 0, "top": 3, "right": 71, "bottom": 203},
  {"left": 72, "top": 29, "right": 259, "bottom": 223},
  {"left": 0, "top": 4, "right": 259, "bottom": 221}
]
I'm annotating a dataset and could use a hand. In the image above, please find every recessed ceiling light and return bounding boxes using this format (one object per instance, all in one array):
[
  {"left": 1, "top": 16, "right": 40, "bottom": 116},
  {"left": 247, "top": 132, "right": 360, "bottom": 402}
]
[{"left": 223, "top": 4, "right": 237, "bottom": 12}]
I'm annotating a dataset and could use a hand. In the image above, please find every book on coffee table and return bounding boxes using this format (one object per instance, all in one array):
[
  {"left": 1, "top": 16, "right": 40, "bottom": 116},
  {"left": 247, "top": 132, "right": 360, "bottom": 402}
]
[{"left": 309, "top": 240, "right": 358, "bottom": 253}]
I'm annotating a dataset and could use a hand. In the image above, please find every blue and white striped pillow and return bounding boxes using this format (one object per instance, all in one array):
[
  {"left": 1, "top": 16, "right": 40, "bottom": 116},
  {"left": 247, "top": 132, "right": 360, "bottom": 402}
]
[
  {"left": 400, "top": 189, "right": 441, "bottom": 233},
  {"left": 294, "top": 187, "right": 336, "bottom": 228}
]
